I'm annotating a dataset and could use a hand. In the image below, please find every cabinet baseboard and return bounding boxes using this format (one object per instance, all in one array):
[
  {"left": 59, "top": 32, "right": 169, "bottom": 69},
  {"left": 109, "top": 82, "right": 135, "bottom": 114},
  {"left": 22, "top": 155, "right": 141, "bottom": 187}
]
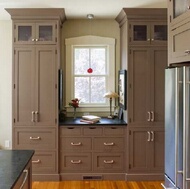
[{"left": 125, "top": 173, "right": 164, "bottom": 181}]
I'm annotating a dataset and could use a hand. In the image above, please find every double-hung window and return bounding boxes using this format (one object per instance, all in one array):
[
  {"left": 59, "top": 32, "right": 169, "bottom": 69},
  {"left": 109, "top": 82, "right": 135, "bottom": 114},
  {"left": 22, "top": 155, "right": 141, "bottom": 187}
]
[{"left": 65, "top": 36, "right": 115, "bottom": 112}]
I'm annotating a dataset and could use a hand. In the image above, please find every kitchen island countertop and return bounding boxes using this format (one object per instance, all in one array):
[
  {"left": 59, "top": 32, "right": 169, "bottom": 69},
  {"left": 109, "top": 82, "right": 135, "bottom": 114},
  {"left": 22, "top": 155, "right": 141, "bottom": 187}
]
[{"left": 0, "top": 150, "right": 34, "bottom": 189}]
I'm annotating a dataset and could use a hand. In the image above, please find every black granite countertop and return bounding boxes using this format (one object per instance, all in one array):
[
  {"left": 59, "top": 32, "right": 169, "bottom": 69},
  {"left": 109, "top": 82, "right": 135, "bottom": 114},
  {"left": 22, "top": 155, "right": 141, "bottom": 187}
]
[
  {"left": 0, "top": 150, "right": 34, "bottom": 189},
  {"left": 59, "top": 117, "right": 127, "bottom": 126}
]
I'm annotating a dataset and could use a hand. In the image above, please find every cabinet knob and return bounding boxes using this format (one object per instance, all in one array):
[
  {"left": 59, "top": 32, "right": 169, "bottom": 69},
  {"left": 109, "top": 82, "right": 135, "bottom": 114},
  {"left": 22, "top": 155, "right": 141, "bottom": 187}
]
[
  {"left": 187, "top": 6, "right": 190, "bottom": 10},
  {"left": 147, "top": 38, "right": 150, "bottom": 41},
  {"left": 151, "top": 38, "right": 154, "bottom": 41},
  {"left": 185, "top": 50, "right": 190, "bottom": 54},
  {"left": 31, "top": 39, "right": 35, "bottom": 42},
  {"left": 35, "top": 39, "right": 39, "bottom": 42}
]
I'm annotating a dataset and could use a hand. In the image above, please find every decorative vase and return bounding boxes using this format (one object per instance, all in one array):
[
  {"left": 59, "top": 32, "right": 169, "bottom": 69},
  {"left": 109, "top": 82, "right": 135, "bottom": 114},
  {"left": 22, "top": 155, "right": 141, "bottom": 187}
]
[{"left": 73, "top": 107, "right": 77, "bottom": 119}]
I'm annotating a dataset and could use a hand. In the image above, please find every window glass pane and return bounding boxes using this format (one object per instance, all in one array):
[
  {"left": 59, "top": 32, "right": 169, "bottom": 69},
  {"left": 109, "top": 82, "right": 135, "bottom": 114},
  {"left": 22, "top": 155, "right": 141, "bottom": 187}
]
[
  {"left": 91, "top": 48, "right": 106, "bottom": 74},
  {"left": 75, "top": 77, "right": 89, "bottom": 103},
  {"left": 74, "top": 48, "right": 89, "bottom": 75},
  {"left": 91, "top": 77, "right": 106, "bottom": 103}
]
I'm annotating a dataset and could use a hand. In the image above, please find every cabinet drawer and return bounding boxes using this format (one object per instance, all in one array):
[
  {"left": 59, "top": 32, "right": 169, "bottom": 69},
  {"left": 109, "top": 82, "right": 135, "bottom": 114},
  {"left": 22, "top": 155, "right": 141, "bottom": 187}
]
[
  {"left": 60, "top": 137, "right": 92, "bottom": 151},
  {"left": 94, "top": 153, "right": 124, "bottom": 172},
  {"left": 32, "top": 151, "right": 57, "bottom": 173},
  {"left": 83, "top": 127, "right": 103, "bottom": 136},
  {"left": 104, "top": 127, "right": 125, "bottom": 135},
  {"left": 60, "top": 153, "right": 91, "bottom": 172},
  {"left": 93, "top": 137, "right": 124, "bottom": 152},
  {"left": 14, "top": 128, "right": 56, "bottom": 149},
  {"left": 60, "top": 127, "right": 81, "bottom": 136}
]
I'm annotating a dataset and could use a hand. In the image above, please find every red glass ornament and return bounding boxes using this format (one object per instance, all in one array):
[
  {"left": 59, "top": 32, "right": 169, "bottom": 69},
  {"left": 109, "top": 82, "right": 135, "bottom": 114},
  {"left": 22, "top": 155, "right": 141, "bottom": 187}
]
[{"left": 87, "top": 68, "right": 93, "bottom": 73}]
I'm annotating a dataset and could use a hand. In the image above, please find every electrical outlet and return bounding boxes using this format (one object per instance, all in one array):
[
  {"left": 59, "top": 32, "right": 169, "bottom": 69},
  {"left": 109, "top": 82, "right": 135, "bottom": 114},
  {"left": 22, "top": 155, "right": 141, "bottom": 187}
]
[{"left": 5, "top": 140, "right": 10, "bottom": 148}]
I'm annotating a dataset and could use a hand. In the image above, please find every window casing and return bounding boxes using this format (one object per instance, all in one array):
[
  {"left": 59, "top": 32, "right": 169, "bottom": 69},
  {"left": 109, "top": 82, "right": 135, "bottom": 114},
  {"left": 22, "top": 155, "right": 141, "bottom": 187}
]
[{"left": 65, "top": 36, "right": 115, "bottom": 113}]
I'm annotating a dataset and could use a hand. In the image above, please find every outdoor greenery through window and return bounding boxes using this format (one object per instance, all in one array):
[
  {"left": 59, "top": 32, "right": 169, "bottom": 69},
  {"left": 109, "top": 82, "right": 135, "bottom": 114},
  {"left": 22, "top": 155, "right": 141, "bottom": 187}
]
[{"left": 74, "top": 47, "right": 107, "bottom": 104}]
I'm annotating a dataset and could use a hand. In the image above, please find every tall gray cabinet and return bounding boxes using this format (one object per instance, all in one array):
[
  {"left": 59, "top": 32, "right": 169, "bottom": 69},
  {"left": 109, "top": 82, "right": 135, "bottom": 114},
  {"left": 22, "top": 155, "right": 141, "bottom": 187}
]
[
  {"left": 6, "top": 8, "right": 66, "bottom": 181},
  {"left": 116, "top": 8, "right": 167, "bottom": 181}
]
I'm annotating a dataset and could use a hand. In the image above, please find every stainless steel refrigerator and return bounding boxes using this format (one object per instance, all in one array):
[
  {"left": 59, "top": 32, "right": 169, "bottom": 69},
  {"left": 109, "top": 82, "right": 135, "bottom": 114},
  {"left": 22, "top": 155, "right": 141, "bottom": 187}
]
[{"left": 162, "top": 66, "right": 190, "bottom": 189}]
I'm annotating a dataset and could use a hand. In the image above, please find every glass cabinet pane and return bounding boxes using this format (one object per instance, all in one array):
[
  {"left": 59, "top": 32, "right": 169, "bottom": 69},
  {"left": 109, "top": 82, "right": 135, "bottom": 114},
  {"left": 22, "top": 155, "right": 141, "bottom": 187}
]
[
  {"left": 133, "top": 25, "right": 147, "bottom": 41},
  {"left": 39, "top": 26, "right": 53, "bottom": 41},
  {"left": 18, "top": 26, "right": 32, "bottom": 41},
  {"left": 174, "top": 0, "right": 187, "bottom": 18},
  {"left": 154, "top": 25, "right": 167, "bottom": 41}
]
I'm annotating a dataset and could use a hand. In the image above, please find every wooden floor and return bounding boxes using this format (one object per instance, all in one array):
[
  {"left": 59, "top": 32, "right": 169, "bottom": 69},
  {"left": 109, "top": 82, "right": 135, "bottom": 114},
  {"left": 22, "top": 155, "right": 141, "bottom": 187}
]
[{"left": 32, "top": 181, "right": 164, "bottom": 189}]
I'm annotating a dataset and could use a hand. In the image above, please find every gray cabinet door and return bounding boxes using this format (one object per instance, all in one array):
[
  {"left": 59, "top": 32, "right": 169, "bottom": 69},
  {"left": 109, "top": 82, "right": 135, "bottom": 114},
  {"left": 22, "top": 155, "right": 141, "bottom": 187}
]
[
  {"left": 128, "top": 47, "right": 151, "bottom": 127},
  {"left": 14, "top": 47, "right": 35, "bottom": 126},
  {"left": 128, "top": 47, "right": 166, "bottom": 128},
  {"left": 13, "top": 46, "right": 57, "bottom": 126},
  {"left": 128, "top": 127, "right": 164, "bottom": 172}
]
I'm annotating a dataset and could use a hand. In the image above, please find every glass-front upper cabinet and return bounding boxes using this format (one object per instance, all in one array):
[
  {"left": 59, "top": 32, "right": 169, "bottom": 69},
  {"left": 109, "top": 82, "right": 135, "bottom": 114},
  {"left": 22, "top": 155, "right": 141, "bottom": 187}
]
[
  {"left": 14, "top": 22, "right": 57, "bottom": 44},
  {"left": 129, "top": 22, "right": 167, "bottom": 45},
  {"left": 169, "top": 0, "right": 190, "bottom": 25}
]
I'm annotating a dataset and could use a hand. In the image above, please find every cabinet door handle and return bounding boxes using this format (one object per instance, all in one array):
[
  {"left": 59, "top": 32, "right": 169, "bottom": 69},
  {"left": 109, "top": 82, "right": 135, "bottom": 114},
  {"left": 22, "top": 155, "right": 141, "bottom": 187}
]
[
  {"left": 151, "top": 131, "right": 154, "bottom": 141},
  {"left": 20, "top": 169, "right": 28, "bottom": 189},
  {"left": 29, "top": 136, "right": 41, "bottom": 140},
  {"left": 35, "top": 111, "right": 39, "bottom": 122},
  {"left": 32, "top": 159, "right": 40, "bottom": 164},
  {"left": 147, "top": 131, "right": 151, "bottom": 142},
  {"left": 71, "top": 160, "right": 82, "bottom": 164},
  {"left": 150, "top": 111, "right": 154, "bottom": 122},
  {"left": 104, "top": 142, "right": 114, "bottom": 146},
  {"left": 147, "top": 112, "right": 151, "bottom": 121},
  {"left": 185, "top": 50, "right": 190, "bottom": 54},
  {"left": 104, "top": 160, "right": 114, "bottom": 164},
  {"left": 31, "top": 111, "right": 35, "bottom": 122},
  {"left": 71, "top": 142, "right": 82, "bottom": 146}
]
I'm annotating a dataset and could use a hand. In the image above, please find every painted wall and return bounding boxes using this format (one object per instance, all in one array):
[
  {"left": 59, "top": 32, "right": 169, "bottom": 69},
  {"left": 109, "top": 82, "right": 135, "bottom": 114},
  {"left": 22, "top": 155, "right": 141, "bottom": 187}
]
[{"left": 0, "top": 21, "right": 12, "bottom": 149}]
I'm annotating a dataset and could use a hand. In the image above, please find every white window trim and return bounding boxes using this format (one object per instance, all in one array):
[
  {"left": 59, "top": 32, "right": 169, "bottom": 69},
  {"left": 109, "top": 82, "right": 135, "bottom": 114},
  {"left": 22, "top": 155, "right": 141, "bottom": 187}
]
[{"left": 65, "top": 35, "right": 115, "bottom": 113}]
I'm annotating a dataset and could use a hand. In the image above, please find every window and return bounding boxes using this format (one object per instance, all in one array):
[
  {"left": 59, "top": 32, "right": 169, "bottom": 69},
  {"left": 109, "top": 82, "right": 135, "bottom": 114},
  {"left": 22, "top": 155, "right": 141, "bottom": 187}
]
[
  {"left": 74, "top": 47, "right": 107, "bottom": 104},
  {"left": 65, "top": 36, "right": 115, "bottom": 112}
]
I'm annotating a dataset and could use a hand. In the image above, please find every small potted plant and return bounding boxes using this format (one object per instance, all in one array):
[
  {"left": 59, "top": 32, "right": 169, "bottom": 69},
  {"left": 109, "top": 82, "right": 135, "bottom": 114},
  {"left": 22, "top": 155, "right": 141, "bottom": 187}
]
[{"left": 69, "top": 98, "right": 80, "bottom": 119}]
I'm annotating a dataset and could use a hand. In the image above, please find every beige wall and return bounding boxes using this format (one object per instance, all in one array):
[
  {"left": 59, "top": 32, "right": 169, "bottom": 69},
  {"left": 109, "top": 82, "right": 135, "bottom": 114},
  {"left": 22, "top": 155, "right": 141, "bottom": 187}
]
[
  {"left": 61, "top": 19, "right": 120, "bottom": 107},
  {"left": 0, "top": 21, "right": 12, "bottom": 149}
]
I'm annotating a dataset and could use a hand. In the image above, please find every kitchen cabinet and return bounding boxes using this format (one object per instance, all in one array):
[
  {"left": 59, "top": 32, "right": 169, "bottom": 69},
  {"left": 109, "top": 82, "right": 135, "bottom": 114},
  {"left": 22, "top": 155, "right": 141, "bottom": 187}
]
[
  {"left": 6, "top": 8, "right": 66, "bottom": 181},
  {"left": 129, "top": 21, "right": 167, "bottom": 45},
  {"left": 128, "top": 47, "right": 167, "bottom": 127},
  {"left": 116, "top": 8, "right": 167, "bottom": 181},
  {"left": 14, "top": 22, "right": 57, "bottom": 45},
  {"left": 60, "top": 125, "right": 126, "bottom": 180},
  {"left": 13, "top": 46, "right": 57, "bottom": 126},
  {"left": 127, "top": 127, "right": 164, "bottom": 180},
  {"left": 168, "top": 0, "right": 190, "bottom": 64}
]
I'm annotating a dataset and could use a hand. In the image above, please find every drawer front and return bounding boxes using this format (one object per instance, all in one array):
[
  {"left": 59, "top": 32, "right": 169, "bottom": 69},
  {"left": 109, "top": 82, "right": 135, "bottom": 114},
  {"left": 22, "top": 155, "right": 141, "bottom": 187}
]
[
  {"left": 83, "top": 127, "right": 103, "bottom": 136},
  {"left": 94, "top": 153, "right": 124, "bottom": 172},
  {"left": 60, "top": 137, "right": 92, "bottom": 151},
  {"left": 32, "top": 151, "right": 57, "bottom": 173},
  {"left": 60, "top": 153, "right": 91, "bottom": 172},
  {"left": 60, "top": 127, "right": 81, "bottom": 136},
  {"left": 93, "top": 137, "right": 124, "bottom": 152},
  {"left": 14, "top": 128, "right": 56, "bottom": 150},
  {"left": 104, "top": 127, "right": 125, "bottom": 136}
]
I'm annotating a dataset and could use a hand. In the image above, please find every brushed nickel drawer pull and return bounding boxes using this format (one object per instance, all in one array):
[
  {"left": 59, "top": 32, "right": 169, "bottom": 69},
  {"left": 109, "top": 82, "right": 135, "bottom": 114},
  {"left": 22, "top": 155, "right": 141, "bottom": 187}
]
[
  {"left": 29, "top": 136, "right": 41, "bottom": 140},
  {"left": 20, "top": 169, "right": 28, "bottom": 189},
  {"left": 104, "top": 142, "right": 114, "bottom": 146},
  {"left": 32, "top": 159, "right": 40, "bottom": 164},
  {"left": 71, "top": 160, "right": 82, "bottom": 164},
  {"left": 71, "top": 142, "right": 82, "bottom": 146},
  {"left": 185, "top": 50, "right": 190, "bottom": 54},
  {"left": 104, "top": 160, "right": 114, "bottom": 164}
]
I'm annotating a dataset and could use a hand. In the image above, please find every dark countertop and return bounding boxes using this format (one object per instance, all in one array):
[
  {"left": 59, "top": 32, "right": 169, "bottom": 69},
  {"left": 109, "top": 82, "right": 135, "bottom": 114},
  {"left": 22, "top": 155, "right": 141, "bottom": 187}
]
[
  {"left": 0, "top": 150, "right": 34, "bottom": 189},
  {"left": 59, "top": 117, "right": 127, "bottom": 126}
]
